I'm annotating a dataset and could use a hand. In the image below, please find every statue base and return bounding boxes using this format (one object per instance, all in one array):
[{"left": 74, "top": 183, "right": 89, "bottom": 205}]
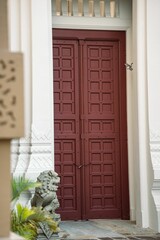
[{"left": 36, "top": 233, "right": 59, "bottom": 240}]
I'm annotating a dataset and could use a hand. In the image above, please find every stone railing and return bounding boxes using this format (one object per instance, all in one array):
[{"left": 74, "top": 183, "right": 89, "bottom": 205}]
[{"left": 53, "top": 0, "right": 119, "bottom": 18}]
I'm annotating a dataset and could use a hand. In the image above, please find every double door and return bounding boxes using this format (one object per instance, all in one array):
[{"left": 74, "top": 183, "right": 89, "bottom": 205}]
[{"left": 53, "top": 29, "right": 129, "bottom": 220}]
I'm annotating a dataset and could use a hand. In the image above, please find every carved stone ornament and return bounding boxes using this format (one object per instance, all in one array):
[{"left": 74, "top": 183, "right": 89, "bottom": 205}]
[
  {"left": 0, "top": 51, "right": 24, "bottom": 139},
  {"left": 38, "top": 222, "right": 54, "bottom": 239},
  {"left": 31, "top": 170, "right": 60, "bottom": 216}
]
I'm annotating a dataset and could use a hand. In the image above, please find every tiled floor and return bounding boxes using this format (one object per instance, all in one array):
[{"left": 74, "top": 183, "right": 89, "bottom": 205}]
[{"left": 58, "top": 220, "right": 160, "bottom": 240}]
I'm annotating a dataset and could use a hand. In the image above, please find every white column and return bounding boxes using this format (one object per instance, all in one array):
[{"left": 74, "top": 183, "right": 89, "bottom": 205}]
[
  {"left": 8, "top": 0, "right": 54, "bottom": 180},
  {"left": 0, "top": 1, "right": 11, "bottom": 238},
  {"left": 147, "top": 0, "right": 160, "bottom": 232},
  {"left": 0, "top": 1, "right": 24, "bottom": 239},
  {"left": 132, "top": 0, "right": 150, "bottom": 228},
  {"left": 8, "top": 0, "right": 32, "bottom": 135},
  {"left": 8, "top": 0, "right": 32, "bottom": 176},
  {"left": 27, "top": 0, "right": 54, "bottom": 179},
  {"left": 126, "top": 27, "right": 136, "bottom": 221}
]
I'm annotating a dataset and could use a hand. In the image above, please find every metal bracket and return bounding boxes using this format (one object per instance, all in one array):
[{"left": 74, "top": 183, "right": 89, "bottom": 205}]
[{"left": 125, "top": 62, "right": 133, "bottom": 71}]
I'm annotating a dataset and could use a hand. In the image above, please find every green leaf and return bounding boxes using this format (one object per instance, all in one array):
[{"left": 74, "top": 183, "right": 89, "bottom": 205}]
[
  {"left": 11, "top": 176, "right": 59, "bottom": 238},
  {"left": 11, "top": 176, "right": 41, "bottom": 201}
]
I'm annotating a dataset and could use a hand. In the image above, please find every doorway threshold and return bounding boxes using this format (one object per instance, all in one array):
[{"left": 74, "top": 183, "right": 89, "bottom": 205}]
[{"left": 57, "top": 219, "right": 159, "bottom": 240}]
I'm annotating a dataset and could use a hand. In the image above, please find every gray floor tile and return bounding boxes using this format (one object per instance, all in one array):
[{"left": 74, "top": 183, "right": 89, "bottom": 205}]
[
  {"left": 58, "top": 220, "right": 159, "bottom": 240},
  {"left": 60, "top": 221, "right": 124, "bottom": 239}
]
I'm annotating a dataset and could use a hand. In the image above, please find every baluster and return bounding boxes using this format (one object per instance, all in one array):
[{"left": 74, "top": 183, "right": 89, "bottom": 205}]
[
  {"left": 100, "top": 0, "right": 105, "bottom": 17},
  {"left": 67, "top": 0, "right": 73, "bottom": 16},
  {"left": 78, "top": 0, "right": 84, "bottom": 16},
  {"left": 88, "top": 0, "right": 95, "bottom": 17},
  {"left": 56, "top": 0, "right": 62, "bottom": 16},
  {"left": 110, "top": 0, "right": 116, "bottom": 17}
]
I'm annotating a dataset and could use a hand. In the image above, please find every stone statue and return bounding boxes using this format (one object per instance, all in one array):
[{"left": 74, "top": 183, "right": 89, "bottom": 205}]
[
  {"left": 31, "top": 170, "right": 60, "bottom": 216},
  {"left": 31, "top": 170, "right": 61, "bottom": 239}
]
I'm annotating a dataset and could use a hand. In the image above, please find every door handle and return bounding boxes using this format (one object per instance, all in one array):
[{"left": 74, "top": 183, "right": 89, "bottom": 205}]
[
  {"left": 74, "top": 163, "right": 90, "bottom": 169},
  {"left": 78, "top": 164, "right": 84, "bottom": 169}
]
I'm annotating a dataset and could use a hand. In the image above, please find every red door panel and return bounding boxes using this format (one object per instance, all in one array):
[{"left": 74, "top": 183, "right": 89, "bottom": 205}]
[
  {"left": 53, "top": 40, "right": 81, "bottom": 220},
  {"left": 53, "top": 29, "right": 129, "bottom": 220},
  {"left": 82, "top": 41, "right": 121, "bottom": 218}
]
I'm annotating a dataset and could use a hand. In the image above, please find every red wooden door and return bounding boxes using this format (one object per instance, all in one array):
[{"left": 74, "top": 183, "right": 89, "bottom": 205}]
[
  {"left": 53, "top": 29, "right": 129, "bottom": 220},
  {"left": 82, "top": 41, "right": 121, "bottom": 219},
  {"left": 53, "top": 40, "right": 81, "bottom": 220}
]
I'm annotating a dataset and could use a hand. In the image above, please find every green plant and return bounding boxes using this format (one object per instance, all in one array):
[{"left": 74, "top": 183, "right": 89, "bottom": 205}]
[
  {"left": 11, "top": 204, "right": 59, "bottom": 240},
  {"left": 11, "top": 176, "right": 59, "bottom": 240},
  {"left": 12, "top": 176, "right": 40, "bottom": 201},
  {"left": 11, "top": 204, "right": 37, "bottom": 240}
]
